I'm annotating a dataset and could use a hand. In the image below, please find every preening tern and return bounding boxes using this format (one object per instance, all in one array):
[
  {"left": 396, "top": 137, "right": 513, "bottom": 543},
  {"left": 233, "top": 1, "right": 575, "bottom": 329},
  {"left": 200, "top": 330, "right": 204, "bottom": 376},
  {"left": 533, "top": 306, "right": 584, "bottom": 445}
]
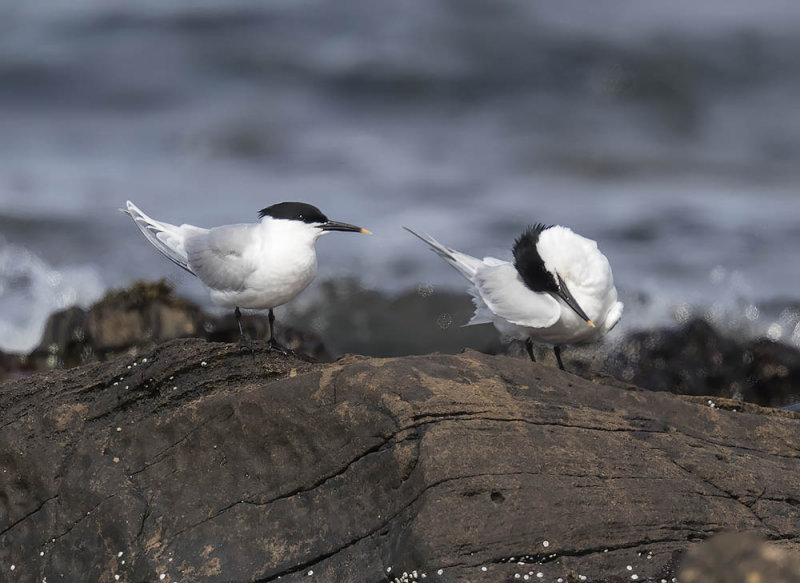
[
  {"left": 123, "top": 201, "right": 371, "bottom": 353},
  {"left": 405, "top": 224, "right": 623, "bottom": 370}
]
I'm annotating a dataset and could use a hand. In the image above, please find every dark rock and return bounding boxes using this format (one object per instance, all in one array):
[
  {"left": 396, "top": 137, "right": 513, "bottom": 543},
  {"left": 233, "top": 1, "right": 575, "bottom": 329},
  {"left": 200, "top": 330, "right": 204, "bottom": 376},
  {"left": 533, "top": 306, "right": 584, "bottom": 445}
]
[
  {"left": 205, "top": 311, "right": 331, "bottom": 362},
  {"left": 1, "top": 341, "right": 798, "bottom": 582},
  {"left": 747, "top": 339, "right": 800, "bottom": 407},
  {"left": 289, "top": 283, "right": 800, "bottom": 407},
  {"left": 27, "top": 280, "right": 205, "bottom": 369},
  {"left": 27, "top": 280, "right": 329, "bottom": 369},
  {"left": 606, "top": 318, "right": 742, "bottom": 395},
  {"left": 0, "top": 349, "right": 28, "bottom": 378},
  {"left": 18, "top": 281, "right": 800, "bottom": 409},
  {"left": 606, "top": 318, "right": 800, "bottom": 408},
  {"left": 29, "top": 306, "right": 90, "bottom": 369},
  {"left": 85, "top": 279, "right": 206, "bottom": 353}
]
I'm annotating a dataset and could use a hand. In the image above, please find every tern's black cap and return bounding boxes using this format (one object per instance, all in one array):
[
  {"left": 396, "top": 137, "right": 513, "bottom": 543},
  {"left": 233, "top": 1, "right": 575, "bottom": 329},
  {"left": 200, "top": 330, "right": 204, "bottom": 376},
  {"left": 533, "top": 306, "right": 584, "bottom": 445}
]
[
  {"left": 258, "top": 202, "right": 329, "bottom": 224},
  {"left": 513, "top": 223, "right": 558, "bottom": 293}
]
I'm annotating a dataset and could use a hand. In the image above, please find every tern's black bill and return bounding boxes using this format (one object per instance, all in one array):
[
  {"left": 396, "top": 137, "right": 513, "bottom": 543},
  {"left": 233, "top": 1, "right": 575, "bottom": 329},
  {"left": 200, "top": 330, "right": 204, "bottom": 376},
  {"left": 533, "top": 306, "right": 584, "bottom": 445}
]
[
  {"left": 320, "top": 220, "right": 372, "bottom": 234},
  {"left": 556, "top": 275, "right": 595, "bottom": 328}
]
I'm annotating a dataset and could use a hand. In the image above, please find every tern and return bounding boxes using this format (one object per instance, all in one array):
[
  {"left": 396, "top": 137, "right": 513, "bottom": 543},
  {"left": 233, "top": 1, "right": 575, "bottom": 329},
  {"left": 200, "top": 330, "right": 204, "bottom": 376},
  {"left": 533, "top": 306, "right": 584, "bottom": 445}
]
[
  {"left": 405, "top": 224, "right": 623, "bottom": 370},
  {"left": 123, "top": 201, "right": 371, "bottom": 353}
]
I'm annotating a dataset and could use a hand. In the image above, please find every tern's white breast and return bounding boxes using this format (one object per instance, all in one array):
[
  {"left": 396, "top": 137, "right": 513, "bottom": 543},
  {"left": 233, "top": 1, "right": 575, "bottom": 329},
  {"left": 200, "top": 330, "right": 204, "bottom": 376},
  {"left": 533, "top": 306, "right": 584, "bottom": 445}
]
[{"left": 209, "top": 219, "right": 320, "bottom": 309}]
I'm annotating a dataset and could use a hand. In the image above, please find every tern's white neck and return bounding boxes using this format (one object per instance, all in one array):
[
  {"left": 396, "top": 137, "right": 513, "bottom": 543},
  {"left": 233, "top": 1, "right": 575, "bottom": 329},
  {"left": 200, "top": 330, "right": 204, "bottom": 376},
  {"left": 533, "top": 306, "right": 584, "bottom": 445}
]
[{"left": 259, "top": 216, "right": 324, "bottom": 249}]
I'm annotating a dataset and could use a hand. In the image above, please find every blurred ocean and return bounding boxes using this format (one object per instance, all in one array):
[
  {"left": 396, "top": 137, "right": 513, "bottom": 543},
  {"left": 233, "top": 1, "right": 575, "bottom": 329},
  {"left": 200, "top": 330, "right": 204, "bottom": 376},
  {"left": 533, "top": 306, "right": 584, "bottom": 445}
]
[{"left": 2, "top": 0, "right": 800, "bottom": 353}]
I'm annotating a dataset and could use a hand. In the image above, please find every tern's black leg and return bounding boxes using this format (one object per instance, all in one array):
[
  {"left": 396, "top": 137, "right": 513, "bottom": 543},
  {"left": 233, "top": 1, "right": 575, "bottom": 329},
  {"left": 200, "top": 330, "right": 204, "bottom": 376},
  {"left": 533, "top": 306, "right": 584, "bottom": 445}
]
[
  {"left": 525, "top": 338, "right": 536, "bottom": 362},
  {"left": 553, "top": 345, "right": 565, "bottom": 371},
  {"left": 267, "top": 308, "right": 292, "bottom": 355},
  {"left": 235, "top": 307, "right": 253, "bottom": 351}
]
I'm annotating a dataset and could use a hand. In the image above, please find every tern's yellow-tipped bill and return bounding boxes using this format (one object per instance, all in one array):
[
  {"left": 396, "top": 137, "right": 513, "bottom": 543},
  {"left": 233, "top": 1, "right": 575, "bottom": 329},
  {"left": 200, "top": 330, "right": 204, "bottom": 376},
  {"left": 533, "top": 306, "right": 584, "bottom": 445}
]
[{"left": 320, "top": 220, "right": 370, "bottom": 234}]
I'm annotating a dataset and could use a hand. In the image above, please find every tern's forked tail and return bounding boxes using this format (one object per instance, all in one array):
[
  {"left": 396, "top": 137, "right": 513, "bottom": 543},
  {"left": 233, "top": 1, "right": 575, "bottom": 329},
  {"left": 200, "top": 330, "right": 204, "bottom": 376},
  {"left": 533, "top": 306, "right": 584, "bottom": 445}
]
[
  {"left": 121, "top": 200, "right": 195, "bottom": 275},
  {"left": 403, "top": 226, "right": 484, "bottom": 282}
]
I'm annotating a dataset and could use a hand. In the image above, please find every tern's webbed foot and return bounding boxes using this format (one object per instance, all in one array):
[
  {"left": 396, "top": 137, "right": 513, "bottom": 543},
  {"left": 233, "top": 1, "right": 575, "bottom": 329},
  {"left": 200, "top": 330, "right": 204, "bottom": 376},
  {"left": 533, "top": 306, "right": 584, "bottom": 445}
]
[
  {"left": 268, "top": 337, "right": 293, "bottom": 356},
  {"left": 237, "top": 334, "right": 254, "bottom": 354}
]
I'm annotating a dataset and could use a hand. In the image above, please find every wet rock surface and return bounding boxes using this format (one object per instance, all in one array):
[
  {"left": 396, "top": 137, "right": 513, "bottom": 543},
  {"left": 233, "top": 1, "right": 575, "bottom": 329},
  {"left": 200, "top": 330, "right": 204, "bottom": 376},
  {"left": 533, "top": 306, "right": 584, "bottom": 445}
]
[{"left": 1, "top": 340, "right": 798, "bottom": 582}]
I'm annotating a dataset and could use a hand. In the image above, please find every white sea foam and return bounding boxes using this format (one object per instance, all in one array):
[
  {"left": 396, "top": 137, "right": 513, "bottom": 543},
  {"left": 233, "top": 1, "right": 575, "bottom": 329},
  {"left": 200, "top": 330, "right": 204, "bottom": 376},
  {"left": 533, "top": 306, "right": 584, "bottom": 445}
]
[{"left": 0, "top": 239, "right": 104, "bottom": 352}]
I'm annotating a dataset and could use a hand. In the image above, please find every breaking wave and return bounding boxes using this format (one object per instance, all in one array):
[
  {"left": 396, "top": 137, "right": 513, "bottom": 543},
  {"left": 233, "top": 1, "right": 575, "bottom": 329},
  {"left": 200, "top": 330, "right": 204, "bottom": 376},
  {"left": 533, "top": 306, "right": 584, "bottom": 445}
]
[{"left": 0, "top": 239, "right": 104, "bottom": 352}]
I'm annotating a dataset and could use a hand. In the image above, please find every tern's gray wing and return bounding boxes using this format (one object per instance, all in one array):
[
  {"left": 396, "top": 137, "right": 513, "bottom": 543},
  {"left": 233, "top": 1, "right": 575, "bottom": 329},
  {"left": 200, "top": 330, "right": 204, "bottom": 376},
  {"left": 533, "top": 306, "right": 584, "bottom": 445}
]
[
  {"left": 474, "top": 263, "right": 561, "bottom": 328},
  {"left": 184, "top": 224, "right": 256, "bottom": 291}
]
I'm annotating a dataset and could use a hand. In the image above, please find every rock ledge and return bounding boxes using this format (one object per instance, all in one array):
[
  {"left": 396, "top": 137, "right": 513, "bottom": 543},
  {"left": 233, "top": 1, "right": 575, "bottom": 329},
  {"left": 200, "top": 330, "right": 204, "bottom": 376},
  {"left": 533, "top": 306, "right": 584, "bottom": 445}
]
[{"left": 1, "top": 339, "right": 798, "bottom": 582}]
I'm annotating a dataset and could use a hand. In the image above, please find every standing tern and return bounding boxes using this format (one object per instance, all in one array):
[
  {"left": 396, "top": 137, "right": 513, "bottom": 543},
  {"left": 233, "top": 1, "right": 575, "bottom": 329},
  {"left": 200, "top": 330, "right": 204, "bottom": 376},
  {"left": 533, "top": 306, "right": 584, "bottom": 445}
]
[
  {"left": 123, "top": 201, "right": 371, "bottom": 353},
  {"left": 405, "top": 224, "right": 623, "bottom": 370}
]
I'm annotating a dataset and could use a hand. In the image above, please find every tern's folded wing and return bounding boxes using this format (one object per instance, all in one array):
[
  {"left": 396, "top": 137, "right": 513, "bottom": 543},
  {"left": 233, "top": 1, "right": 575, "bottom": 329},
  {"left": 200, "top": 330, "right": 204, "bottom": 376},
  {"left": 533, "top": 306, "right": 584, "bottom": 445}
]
[
  {"left": 474, "top": 263, "right": 561, "bottom": 328},
  {"left": 184, "top": 224, "right": 255, "bottom": 291}
]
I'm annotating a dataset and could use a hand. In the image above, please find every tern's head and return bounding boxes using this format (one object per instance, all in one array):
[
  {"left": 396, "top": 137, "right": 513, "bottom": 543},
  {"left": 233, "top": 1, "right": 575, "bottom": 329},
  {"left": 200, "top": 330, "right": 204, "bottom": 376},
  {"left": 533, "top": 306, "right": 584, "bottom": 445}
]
[
  {"left": 513, "top": 224, "right": 595, "bottom": 327},
  {"left": 258, "top": 202, "right": 371, "bottom": 238}
]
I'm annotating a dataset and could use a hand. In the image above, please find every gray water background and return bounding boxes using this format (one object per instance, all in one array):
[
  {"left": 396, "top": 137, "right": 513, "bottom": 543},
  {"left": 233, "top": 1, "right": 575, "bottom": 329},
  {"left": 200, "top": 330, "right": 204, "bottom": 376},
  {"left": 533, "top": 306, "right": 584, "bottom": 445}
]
[{"left": 2, "top": 0, "right": 800, "bottom": 352}]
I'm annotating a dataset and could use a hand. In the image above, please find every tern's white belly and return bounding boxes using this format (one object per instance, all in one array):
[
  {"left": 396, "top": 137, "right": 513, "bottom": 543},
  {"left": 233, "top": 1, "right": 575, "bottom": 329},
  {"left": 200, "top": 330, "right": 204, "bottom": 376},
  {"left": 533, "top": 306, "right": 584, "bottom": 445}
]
[
  {"left": 492, "top": 289, "right": 622, "bottom": 346},
  {"left": 494, "top": 309, "right": 601, "bottom": 345},
  {"left": 208, "top": 247, "right": 318, "bottom": 310}
]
